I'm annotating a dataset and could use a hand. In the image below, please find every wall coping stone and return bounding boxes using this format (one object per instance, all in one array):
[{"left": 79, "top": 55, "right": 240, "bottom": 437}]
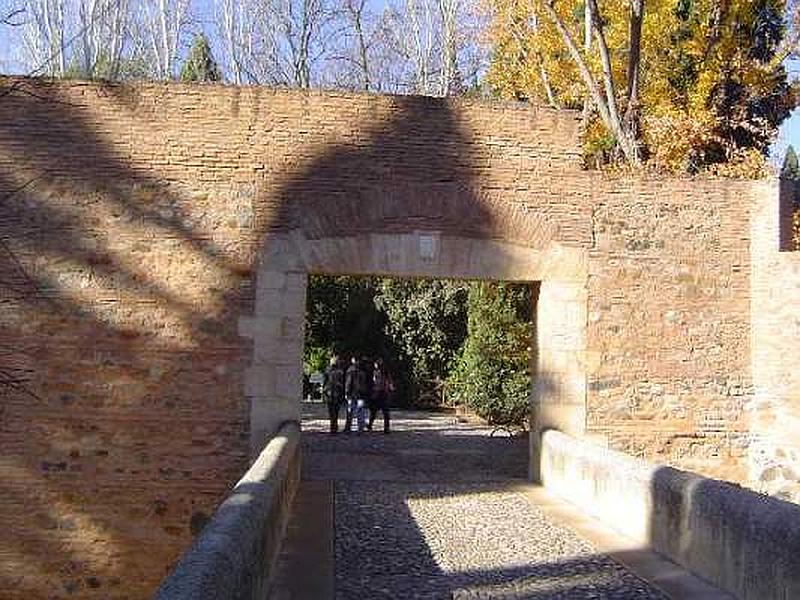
[
  {"left": 154, "top": 421, "right": 301, "bottom": 600},
  {"left": 541, "top": 429, "right": 800, "bottom": 600}
]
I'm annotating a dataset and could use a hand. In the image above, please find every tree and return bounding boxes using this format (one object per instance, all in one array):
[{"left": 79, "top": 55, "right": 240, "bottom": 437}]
[
  {"left": 2, "top": 5, "right": 26, "bottom": 26},
  {"left": 304, "top": 275, "right": 393, "bottom": 368},
  {"left": 326, "top": 0, "right": 376, "bottom": 90},
  {"left": 211, "top": 0, "right": 486, "bottom": 93},
  {"left": 180, "top": 33, "right": 222, "bottom": 81},
  {"left": 17, "top": 0, "right": 68, "bottom": 76},
  {"left": 448, "top": 282, "right": 532, "bottom": 427},
  {"left": 486, "top": 0, "right": 795, "bottom": 172},
  {"left": 8, "top": 0, "right": 196, "bottom": 80},
  {"left": 487, "top": 0, "right": 644, "bottom": 162},
  {"left": 304, "top": 276, "right": 470, "bottom": 406},
  {"left": 214, "top": 0, "right": 333, "bottom": 88},
  {"left": 131, "top": 0, "right": 192, "bottom": 80},
  {"left": 772, "top": 0, "right": 800, "bottom": 68},
  {"left": 656, "top": 0, "right": 792, "bottom": 172},
  {"left": 14, "top": 0, "right": 128, "bottom": 80},
  {"left": 377, "top": 0, "right": 485, "bottom": 95},
  {"left": 437, "top": 0, "right": 462, "bottom": 95},
  {"left": 73, "top": 0, "right": 130, "bottom": 79},
  {"left": 783, "top": 145, "right": 800, "bottom": 179},
  {"left": 542, "top": 0, "right": 644, "bottom": 163},
  {"left": 373, "top": 279, "right": 468, "bottom": 400}
]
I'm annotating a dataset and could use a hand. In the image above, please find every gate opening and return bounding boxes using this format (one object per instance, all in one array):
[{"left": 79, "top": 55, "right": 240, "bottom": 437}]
[{"left": 301, "top": 274, "right": 535, "bottom": 435}]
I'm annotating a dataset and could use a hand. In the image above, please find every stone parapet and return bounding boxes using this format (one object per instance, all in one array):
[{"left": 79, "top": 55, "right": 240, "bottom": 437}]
[
  {"left": 154, "top": 421, "right": 301, "bottom": 600},
  {"left": 540, "top": 429, "right": 800, "bottom": 600}
]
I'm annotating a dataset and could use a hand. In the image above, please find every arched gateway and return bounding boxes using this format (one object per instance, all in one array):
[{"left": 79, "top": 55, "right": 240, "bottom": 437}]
[{"left": 0, "top": 77, "right": 796, "bottom": 598}]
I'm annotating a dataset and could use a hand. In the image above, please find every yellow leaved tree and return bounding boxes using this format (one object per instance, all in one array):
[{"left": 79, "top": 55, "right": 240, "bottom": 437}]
[{"left": 485, "top": 0, "right": 796, "bottom": 174}]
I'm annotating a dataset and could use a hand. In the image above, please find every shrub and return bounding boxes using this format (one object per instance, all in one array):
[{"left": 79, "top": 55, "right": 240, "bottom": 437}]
[{"left": 448, "top": 282, "right": 532, "bottom": 427}]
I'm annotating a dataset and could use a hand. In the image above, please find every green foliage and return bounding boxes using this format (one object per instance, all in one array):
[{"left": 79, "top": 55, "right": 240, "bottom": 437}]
[
  {"left": 304, "top": 275, "right": 467, "bottom": 405},
  {"left": 782, "top": 145, "right": 800, "bottom": 180},
  {"left": 180, "top": 34, "right": 222, "bottom": 82},
  {"left": 448, "top": 282, "right": 533, "bottom": 427},
  {"left": 63, "top": 52, "right": 151, "bottom": 81},
  {"left": 305, "top": 276, "right": 389, "bottom": 359},
  {"left": 374, "top": 279, "right": 468, "bottom": 400},
  {"left": 304, "top": 275, "right": 406, "bottom": 393},
  {"left": 303, "top": 346, "right": 330, "bottom": 376},
  {"left": 304, "top": 276, "right": 534, "bottom": 421},
  {"left": 583, "top": 130, "right": 618, "bottom": 169}
]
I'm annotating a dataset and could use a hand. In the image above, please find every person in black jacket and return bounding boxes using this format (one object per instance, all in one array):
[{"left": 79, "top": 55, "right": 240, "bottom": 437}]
[
  {"left": 323, "top": 356, "right": 345, "bottom": 433},
  {"left": 368, "top": 358, "right": 392, "bottom": 433},
  {"left": 344, "top": 356, "right": 369, "bottom": 433}
]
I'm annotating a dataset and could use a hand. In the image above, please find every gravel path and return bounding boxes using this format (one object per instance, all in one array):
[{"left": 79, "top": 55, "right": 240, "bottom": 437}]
[{"left": 300, "top": 404, "right": 669, "bottom": 600}]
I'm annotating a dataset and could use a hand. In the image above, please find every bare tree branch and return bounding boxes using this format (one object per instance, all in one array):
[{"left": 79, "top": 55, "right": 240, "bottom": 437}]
[
  {"left": 539, "top": 0, "right": 639, "bottom": 163},
  {"left": 2, "top": 7, "right": 27, "bottom": 25}
]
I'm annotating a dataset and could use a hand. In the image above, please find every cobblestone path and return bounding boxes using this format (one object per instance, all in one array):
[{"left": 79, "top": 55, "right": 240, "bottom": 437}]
[{"left": 301, "top": 404, "right": 670, "bottom": 600}]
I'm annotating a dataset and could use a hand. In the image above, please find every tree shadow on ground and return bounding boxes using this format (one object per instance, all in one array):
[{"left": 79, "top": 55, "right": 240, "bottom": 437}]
[{"left": 299, "top": 414, "right": 668, "bottom": 600}]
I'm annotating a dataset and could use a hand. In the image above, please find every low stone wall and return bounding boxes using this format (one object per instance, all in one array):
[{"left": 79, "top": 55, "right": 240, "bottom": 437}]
[
  {"left": 154, "top": 422, "right": 301, "bottom": 600},
  {"left": 540, "top": 429, "right": 800, "bottom": 600}
]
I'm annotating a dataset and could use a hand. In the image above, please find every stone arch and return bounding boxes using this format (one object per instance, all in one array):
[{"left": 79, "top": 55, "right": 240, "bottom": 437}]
[
  {"left": 233, "top": 90, "right": 590, "bottom": 479},
  {"left": 238, "top": 229, "right": 589, "bottom": 479}
]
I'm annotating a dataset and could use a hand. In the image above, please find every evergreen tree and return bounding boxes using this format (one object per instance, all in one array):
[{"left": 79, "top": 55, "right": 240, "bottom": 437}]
[
  {"left": 782, "top": 145, "right": 800, "bottom": 180},
  {"left": 448, "top": 282, "right": 533, "bottom": 427},
  {"left": 374, "top": 279, "right": 468, "bottom": 402},
  {"left": 180, "top": 34, "right": 222, "bottom": 82}
]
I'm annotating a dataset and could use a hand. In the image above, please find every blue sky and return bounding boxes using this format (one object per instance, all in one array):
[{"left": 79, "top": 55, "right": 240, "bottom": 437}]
[
  {"left": 771, "top": 108, "right": 800, "bottom": 166},
  {"left": 769, "top": 58, "right": 800, "bottom": 166}
]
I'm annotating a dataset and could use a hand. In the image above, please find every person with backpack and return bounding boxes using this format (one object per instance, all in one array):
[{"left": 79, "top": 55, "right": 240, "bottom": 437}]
[
  {"left": 368, "top": 358, "right": 392, "bottom": 433},
  {"left": 344, "top": 356, "right": 369, "bottom": 433},
  {"left": 323, "top": 355, "right": 345, "bottom": 433}
]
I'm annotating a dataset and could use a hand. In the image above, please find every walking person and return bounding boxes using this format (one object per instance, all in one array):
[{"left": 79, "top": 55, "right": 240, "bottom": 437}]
[
  {"left": 368, "top": 358, "right": 392, "bottom": 433},
  {"left": 323, "top": 356, "right": 345, "bottom": 433},
  {"left": 344, "top": 356, "right": 369, "bottom": 433}
]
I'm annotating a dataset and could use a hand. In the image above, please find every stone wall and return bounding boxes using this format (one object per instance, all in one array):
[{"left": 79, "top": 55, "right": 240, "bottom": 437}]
[
  {"left": 540, "top": 429, "right": 800, "bottom": 600},
  {"left": 0, "top": 77, "right": 584, "bottom": 599},
  {"left": 0, "top": 76, "right": 788, "bottom": 598},
  {"left": 154, "top": 421, "right": 300, "bottom": 600},
  {"left": 584, "top": 176, "right": 755, "bottom": 483},
  {"left": 749, "top": 179, "right": 800, "bottom": 502}
]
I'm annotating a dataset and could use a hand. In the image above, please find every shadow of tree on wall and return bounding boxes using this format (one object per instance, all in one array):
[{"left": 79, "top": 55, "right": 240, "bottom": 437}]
[
  {"left": 0, "top": 79, "right": 255, "bottom": 599},
  {"left": 0, "top": 78, "right": 557, "bottom": 599},
  {"left": 267, "top": 93, "right": 565, "bottom": 247},
  {"left": 270, "top": 94, "right": 494, "bottom": 240}
]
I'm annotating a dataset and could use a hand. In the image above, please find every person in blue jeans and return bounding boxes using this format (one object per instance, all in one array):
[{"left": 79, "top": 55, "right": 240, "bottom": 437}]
[{"left": 344, "top": 356, "right": 369, "bottom": 433}]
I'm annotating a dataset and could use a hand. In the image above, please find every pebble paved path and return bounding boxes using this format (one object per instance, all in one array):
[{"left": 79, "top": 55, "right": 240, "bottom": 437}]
[{"left": 301, "top": 404, "right": 669, "bottom": 600}]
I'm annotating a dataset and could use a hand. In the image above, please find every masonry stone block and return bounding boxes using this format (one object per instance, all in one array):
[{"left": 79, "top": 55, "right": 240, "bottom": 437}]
[{"left": 256, "top": 271, "right": 287, "bottom": 292}]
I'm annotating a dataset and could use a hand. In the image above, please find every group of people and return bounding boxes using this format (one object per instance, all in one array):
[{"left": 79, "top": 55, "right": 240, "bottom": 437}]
[{"left": 323, "top": 356, "right": 393, "bottom": 434}]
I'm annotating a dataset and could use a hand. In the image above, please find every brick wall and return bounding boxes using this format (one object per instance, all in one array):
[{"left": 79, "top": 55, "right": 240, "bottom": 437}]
[
  {"left": 584, "top": 175, "right": 755, "bottom": 482},
  {"left": 0, "top": 76, "right": 786, "bottom": 598},
  {"left": 0, "top": 77, "right": 583, "bottom": 599}
]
